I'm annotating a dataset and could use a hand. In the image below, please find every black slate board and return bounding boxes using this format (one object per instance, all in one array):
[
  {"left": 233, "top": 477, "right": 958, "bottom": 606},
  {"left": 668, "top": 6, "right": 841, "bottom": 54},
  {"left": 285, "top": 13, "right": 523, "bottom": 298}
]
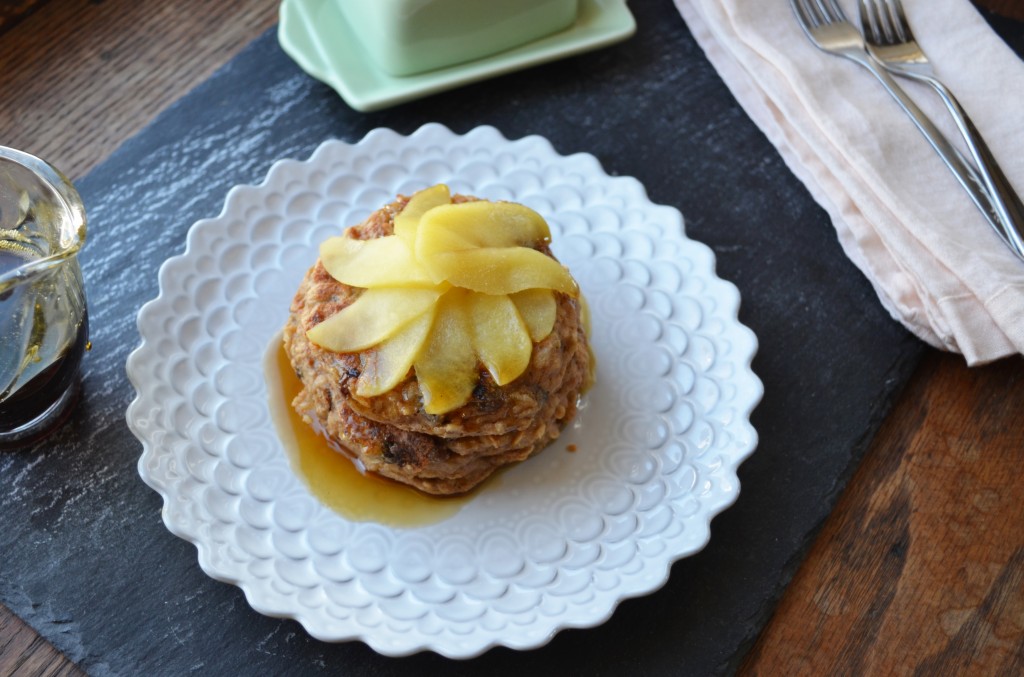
[{"left": 0, "top": 1, "right": 935, "bottom": 674}]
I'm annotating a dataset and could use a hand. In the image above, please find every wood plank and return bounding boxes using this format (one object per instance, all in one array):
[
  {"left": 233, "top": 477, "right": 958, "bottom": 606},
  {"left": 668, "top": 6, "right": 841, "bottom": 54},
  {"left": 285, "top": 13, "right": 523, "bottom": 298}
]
[
  {"left": 0, "top": 608, "right": 83, "bottom": 677},
  {"left": 0, "top": 0, "right": 276, "bottom": 673},
  {"left": 0, "top": 0, "right": 277, "bottom": 181},
  {"left": 977, "top": 0, "right": 1024, "bottom": 20},
  {"left": 0, "top": 0, "right": 47, "bottom": 33},
  {"left": 740, "top": 351, "right": 1024, "bottom": 675},
  {"left": 2, "top": 0, "right": 1023, "bottom": 673}
]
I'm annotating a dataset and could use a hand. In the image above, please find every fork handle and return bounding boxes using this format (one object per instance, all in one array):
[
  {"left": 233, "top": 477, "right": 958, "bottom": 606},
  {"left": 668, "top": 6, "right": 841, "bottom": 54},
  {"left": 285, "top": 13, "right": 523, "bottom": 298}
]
[
  {"left": 844, "top": 51, "right": 1018, "bottom": 258},
  {"left": 912, "top": 75, "right": 1024, "bottom": 258}
]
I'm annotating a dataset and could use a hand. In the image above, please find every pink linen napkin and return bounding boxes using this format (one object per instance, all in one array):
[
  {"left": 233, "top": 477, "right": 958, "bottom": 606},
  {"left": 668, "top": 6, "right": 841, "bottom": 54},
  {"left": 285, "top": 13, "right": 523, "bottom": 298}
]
[{"left": 673, "top": 0, "right": 1024, "bottom": 364}]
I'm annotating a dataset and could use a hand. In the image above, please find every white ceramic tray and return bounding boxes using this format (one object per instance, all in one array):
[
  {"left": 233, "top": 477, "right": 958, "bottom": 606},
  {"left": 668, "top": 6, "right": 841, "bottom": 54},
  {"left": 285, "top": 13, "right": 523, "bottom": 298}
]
[{"left": 127, "top": 123, "right": 762, "bottom": 658}]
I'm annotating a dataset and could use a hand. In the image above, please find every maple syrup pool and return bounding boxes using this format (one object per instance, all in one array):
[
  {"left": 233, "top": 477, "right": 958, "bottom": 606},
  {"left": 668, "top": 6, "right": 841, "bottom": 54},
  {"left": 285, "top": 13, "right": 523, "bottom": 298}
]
[{"left": 263, "top": 333, "right": 482, "bottom": 527}]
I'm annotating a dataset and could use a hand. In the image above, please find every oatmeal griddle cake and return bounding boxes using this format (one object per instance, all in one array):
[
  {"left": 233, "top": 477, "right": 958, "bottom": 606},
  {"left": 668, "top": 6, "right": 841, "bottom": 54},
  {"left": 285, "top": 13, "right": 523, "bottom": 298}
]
[{"left": 282, "top": 195, "right": 590, "bottom": 495}]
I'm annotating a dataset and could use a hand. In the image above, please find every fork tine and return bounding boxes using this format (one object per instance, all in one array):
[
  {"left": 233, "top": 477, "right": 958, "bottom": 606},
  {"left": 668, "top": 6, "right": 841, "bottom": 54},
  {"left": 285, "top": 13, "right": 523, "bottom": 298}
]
[
  {"left": 858, "top": 0, "right": 881, "bottom": 44},
  {"left": 820, "top": 0, "right": 847, "bottom": 22},
  {"left": 791, "top": 0, "right": 820, "bottom": 30},
  {"left": 871, "top": 0, "right": 911, "bottom": 45},
  {"left": 873, "top": 0, "right": 904, "bottom": 45},
  {"left": 812, "top": 0, "right": 832, "bottom": 25},
  {"left": 872, "top": 0, "right": 895, "bottom": 44},
  {"left": 889, "top": 0, "right": 913, "bottom": 43}
]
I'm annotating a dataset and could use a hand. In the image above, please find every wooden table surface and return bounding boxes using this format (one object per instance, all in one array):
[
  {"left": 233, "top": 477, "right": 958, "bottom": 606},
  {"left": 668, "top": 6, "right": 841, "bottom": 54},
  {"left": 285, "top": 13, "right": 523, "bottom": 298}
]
[{"left": 2, "top": 1, "right": 1022, "bottom": 675}]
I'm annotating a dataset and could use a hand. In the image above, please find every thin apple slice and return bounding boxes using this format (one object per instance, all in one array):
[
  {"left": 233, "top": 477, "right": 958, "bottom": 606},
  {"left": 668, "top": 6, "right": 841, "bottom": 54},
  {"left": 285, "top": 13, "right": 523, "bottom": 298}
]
[
  {"left": 414, "top": 201, "right": 576, "bottom": 294},
  {"left": 320, "top": 235, "right": 434, "bottom": 287},
  {"left": 467, "top": 292, "right": 532, "bottom": 385},
  {"left": 394, "top": 184, "right": 451, "bottom": 249},
  {"left": 428, "top": 247, "right": 578, "bottom": 295},
  {"left": 417, "top": 201, "right": 551, "bottom": 253},
  {"left": 306, "top": 287, "right": 442, "bottom": 353},
  {"left": 509, "top": 288, "right": 557, "bottom": 342},
  {"left": 414, "top": 289, "right": 478, "bottom": 415},
  {"left": 355, "top": 308, "right": 435, "bottom": 397},
  {"left": 414, "top": 201, "right": 551, "bottom": 281}
]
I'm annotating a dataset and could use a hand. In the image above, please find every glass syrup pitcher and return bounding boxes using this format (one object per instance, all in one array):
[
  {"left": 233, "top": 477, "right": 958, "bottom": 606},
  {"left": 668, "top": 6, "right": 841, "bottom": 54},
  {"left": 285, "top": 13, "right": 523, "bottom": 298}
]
[{"left": 0, "top": 146, "right": 88, "bottom": 449}]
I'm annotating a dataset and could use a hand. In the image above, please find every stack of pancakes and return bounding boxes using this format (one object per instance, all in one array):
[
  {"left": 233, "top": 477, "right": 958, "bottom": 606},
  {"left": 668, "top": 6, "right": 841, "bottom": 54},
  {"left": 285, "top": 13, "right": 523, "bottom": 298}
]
[{"left": 283, "top": 195, "right": 590, "bottom": 495}]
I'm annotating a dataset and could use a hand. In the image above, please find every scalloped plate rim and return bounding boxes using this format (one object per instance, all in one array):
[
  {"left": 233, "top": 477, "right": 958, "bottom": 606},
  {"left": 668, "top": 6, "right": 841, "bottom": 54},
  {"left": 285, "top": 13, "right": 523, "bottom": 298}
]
[{"left": 126, "top": 122, "right": 763, "bottom": 658}]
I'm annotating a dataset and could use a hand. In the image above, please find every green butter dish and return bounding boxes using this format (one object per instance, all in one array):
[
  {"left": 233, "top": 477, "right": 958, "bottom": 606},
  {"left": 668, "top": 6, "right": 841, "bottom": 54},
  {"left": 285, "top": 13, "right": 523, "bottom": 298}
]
[
  {"left": 339, "top": 0, "right": 581, "bottom": 77},
  {"left": 278, "top": 0, "right": 636, "bottom": 112}
]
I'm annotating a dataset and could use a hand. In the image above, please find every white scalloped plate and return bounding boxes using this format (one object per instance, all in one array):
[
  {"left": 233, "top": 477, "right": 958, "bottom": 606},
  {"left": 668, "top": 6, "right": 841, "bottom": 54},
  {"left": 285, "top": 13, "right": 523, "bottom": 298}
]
[{"left": 127, "top": 123, "right": 762, "bottom": 658}]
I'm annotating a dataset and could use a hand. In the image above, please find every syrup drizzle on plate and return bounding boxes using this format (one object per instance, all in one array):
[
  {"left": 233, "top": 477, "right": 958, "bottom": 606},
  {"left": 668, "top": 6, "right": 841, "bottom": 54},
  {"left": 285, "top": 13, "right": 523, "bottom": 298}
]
[{"left": 263, "top": 334, "right": 475, "bottom": 528}]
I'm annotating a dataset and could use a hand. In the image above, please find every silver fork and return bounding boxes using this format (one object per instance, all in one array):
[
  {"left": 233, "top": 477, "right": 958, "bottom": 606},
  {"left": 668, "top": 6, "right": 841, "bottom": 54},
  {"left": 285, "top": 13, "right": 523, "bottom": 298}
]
[
  {"left": 789, "top": 0, "right": 1015, "bottom": 257},
  {"left": 859, "top": 0, "right": 1024, "bottom": 259}
]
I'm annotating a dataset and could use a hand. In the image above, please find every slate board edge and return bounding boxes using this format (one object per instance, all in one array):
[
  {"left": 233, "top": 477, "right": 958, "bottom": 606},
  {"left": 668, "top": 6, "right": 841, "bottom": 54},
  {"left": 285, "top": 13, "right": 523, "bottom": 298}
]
[
  {"left": 0, "top": 10, "right": 939, "bottom": 675},
  {"left": 721, "top": 343, "right": 924, "bottom": 674}
]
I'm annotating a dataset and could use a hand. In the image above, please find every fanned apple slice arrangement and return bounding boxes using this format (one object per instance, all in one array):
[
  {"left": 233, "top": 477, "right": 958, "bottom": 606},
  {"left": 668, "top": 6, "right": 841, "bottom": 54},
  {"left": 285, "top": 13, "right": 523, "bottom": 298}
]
[{"left": 307, "top": 184, "right": 579, "bottom": 415}]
